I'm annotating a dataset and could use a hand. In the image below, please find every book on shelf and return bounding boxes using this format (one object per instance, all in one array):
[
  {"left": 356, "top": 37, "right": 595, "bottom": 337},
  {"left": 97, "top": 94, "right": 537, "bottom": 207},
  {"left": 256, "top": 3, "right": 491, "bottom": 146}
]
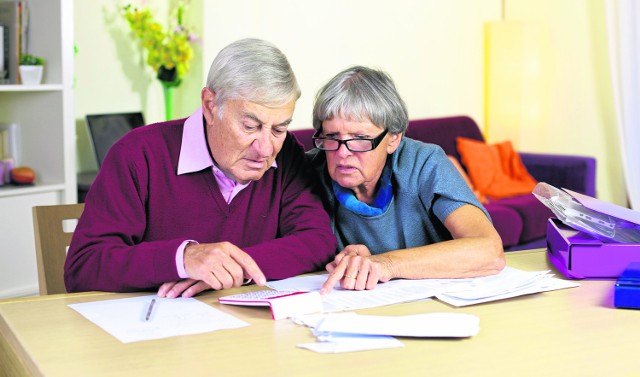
[
  {"left": 0, "top": 1, "right": 18, "bottom": 84},
  {"left": 0, "top": 24, "right": 7, "bottom": 82},
  {"left": 0, "top": 157, "right": 12, "bottom": 185},
  {"left": 0, "top": 128, "right": 4, "bottom": 158},
  {"left": 0, "top": 123, "right": 19, "bottom": 164},
  {"left": 0, "top": 0, "right": 29, "bottom": 84},
  {"left": 18, "top": 0, "right": 26, "bottom": 55}
]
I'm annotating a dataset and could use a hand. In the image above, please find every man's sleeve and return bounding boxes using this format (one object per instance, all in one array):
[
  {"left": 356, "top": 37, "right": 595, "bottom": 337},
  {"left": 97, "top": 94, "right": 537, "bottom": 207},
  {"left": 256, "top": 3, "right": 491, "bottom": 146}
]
[{"left": 64, "top": 136, "right": 182, "bottom": 293}]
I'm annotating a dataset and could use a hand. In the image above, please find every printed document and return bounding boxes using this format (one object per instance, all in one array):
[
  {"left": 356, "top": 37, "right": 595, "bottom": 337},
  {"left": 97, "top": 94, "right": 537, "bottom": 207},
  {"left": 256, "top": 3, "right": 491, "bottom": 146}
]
[{"left": 267, "top": 266, "right": 580, "bottom": 311}]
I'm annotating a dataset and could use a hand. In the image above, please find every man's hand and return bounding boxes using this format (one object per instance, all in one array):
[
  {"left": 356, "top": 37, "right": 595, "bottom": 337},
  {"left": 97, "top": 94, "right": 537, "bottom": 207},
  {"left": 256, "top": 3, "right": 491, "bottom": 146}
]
[
  {"left": 158, "top": 279, "right": 211, "bottom": 299},
  {"left": 158, "top": 241, "right": 266, "bottom": 298},
  {"left": 320, "top": 245, "right": 392, "bottom": 294},
  {"left": 185, "top": 241, "right": 266, "bottom": 288}
]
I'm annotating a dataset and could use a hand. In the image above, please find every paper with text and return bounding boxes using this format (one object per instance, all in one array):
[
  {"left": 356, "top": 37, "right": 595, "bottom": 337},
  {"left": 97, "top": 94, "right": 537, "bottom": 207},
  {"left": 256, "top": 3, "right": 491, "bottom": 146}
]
[
  {"left": 436, "top": 275, "right": 580, "bottom": 306},
  {"left": 267, "top": 266, "right": 580, "bottom": 311},
  {"left": 219, "top": 291, "right": 323, "bottom": 320}
]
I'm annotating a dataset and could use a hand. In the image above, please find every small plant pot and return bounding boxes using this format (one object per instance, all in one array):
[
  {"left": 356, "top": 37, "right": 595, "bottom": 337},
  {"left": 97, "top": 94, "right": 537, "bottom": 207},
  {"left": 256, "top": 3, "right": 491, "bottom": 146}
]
[{"left": 19, "top": 65, "right": 43, "bottom": 85}]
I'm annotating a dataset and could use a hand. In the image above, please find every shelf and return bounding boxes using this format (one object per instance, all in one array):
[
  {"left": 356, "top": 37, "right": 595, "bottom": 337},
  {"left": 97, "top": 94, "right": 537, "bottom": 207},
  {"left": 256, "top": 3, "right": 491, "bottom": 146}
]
[
  {"left": 0, "top": 84, "right": 64, "bottom": 92},
  {"left": 0, "top": 182, "right": 66, "bottom": 198},
  {"left": 0, "top": 0, "right": 75, "bottom": 299}
]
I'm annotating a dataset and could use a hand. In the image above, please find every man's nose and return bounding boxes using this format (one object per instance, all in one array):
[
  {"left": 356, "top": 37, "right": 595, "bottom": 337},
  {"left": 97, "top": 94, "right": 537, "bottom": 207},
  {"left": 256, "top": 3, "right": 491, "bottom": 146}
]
[{"left": 253, "top": 130, "right": 274, "bottom": 157}]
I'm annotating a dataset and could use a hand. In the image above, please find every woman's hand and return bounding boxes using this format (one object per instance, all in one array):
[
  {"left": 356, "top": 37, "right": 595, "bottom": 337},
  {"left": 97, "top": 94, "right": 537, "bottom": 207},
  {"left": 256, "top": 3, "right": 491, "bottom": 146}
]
[
  {"left": 325, "top": 244, "right": 371, "bottom": 272},
  {"left": 320, "top": 245, "right": 392, "bottom": 294}
]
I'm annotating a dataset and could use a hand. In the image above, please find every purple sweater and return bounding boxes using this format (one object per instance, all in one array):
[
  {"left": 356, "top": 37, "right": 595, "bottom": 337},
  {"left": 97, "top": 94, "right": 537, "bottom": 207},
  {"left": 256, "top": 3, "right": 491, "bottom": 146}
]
[{"left": 64, "top": 117, "right": 337, "bottom": 292}]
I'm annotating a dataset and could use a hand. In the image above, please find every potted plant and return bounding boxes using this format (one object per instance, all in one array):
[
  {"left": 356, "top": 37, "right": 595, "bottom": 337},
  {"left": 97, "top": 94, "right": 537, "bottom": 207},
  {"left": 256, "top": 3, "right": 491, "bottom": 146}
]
[
  {"left": 123, "top": 1, "right": 199, "bottom": 120},
  {"left": 19, "top": 54, "right": 45, "bottom": 85}
]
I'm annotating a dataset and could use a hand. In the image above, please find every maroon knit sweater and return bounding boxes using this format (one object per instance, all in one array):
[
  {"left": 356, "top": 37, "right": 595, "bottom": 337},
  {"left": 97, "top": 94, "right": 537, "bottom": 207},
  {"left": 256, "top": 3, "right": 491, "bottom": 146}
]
[{"left": 64, "top": 117, "right": 336, "bottom": 292}]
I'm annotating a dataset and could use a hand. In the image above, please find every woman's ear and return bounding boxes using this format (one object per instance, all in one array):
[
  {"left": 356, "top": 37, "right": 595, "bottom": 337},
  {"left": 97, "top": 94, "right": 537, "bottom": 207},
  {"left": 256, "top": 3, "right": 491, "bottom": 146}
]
[{"left": 386, "top": 133, "right": 402, "bottom": 154}]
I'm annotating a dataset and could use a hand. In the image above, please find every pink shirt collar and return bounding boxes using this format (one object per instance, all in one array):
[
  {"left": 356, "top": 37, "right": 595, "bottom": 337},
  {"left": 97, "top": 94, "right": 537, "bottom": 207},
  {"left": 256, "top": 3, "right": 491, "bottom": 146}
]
[
  {"left": 177, "top": 108, "right": 277, "bottom": 203},
  {"left": 177, "top": 108, "right": 214, "bottom": 175}
]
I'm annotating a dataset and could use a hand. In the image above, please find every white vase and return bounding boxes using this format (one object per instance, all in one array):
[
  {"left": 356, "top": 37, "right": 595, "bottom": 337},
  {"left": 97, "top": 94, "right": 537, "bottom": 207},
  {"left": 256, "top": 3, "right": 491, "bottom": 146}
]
[{"left": 19, "top": 65, "right": 44, "bottom": 85}]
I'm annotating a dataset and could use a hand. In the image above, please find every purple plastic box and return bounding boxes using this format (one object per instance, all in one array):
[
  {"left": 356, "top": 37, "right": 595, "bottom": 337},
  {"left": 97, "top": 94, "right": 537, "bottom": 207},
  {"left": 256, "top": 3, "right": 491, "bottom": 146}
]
[{"left": 546, "top": 190, "right": 640, "bottom": 279}]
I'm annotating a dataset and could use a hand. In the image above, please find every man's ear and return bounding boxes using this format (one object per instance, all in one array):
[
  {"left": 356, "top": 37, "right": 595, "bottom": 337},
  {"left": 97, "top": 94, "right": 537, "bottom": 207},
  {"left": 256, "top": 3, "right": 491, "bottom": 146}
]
[
  {"left": 201, "top": 87, "right": 217, "bottom": 123},
  {"left": 386, "top": 132, "right": 402, "bottom": 154}
]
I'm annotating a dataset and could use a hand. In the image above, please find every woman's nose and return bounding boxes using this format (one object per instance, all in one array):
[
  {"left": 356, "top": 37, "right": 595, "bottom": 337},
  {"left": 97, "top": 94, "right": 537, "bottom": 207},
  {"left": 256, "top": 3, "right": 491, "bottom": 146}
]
[{"left": 335, "top": 141, "right": 352, "bottom": 157}]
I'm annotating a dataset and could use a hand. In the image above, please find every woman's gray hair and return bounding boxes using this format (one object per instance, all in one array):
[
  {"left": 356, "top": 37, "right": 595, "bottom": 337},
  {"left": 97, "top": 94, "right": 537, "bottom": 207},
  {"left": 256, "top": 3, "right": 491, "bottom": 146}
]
[
  {"left": 313, "top": 66, "right": 408, "bottom": 134},
  {"left": 206, "top": 38, "right": 301, "bottom": 116}
]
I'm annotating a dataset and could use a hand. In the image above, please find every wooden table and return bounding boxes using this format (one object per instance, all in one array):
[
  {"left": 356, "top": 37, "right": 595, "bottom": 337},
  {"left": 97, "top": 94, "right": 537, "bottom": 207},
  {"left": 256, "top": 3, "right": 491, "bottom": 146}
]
[{"left": 1, "top": 249, "right": 638, "bottom": 376}]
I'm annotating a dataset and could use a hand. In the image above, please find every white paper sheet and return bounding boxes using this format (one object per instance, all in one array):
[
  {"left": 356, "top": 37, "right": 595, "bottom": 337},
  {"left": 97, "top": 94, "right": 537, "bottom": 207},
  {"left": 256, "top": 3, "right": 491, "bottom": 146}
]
[
  {"left": 68, "top": 295, "right": 250, "bottom": 343},
  {"left": 294, "top": 312, "right": 405, "bottom": 353},
  {"left": 314, "top": 312, "right": 480, "bottom": 338},
  {"left": 297, "top": 333, "right": 404, "bottom": 353},
  {"left": 292, "top": 311, "right": 479, "bottom": 353},
  {"left": 436, "top": 275, "right": 580, "bottom": 306},
  {"left": 268, "top": 275, "right": 439, "bottom": 312},
  {"left": 267, "top": 266, "right": 580, "bottom": 311}
]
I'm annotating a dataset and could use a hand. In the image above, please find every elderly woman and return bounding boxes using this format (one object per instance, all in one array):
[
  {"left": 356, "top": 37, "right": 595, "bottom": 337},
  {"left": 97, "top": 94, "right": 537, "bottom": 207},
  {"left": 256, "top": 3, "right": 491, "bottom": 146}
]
[{"left": 307, "top": 66, "right": 505, "bottom": 294}]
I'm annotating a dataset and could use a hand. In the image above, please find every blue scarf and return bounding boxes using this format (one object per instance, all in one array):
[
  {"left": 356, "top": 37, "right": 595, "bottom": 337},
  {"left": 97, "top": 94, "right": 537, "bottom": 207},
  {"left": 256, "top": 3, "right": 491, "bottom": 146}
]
[{"left": 332, "top": 165, "right": 393, "bottom": 217}]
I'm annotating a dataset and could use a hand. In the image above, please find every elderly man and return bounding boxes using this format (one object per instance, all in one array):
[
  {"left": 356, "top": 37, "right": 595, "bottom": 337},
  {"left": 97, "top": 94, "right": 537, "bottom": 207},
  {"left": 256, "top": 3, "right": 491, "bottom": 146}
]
[{"left": 64, "top": 38, "right": 337, "bottom": 297}]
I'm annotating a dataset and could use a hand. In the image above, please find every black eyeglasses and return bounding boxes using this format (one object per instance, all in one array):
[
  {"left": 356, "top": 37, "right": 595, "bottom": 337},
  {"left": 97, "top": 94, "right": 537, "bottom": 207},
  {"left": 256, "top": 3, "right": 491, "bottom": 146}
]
[{"left": 312, "top": 128, "right": 389, "bottom": 152}]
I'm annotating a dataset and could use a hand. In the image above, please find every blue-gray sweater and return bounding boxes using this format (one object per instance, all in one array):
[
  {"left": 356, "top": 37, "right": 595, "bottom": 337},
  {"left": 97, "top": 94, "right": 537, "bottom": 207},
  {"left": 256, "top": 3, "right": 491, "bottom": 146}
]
[{"left": 307, "top": 137, "right": 489, "bottom": 254}]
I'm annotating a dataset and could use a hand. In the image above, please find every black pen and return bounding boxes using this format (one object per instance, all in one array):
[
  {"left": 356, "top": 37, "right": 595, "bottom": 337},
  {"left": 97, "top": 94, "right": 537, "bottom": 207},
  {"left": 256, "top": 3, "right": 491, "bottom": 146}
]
[{"left": 145, "top": 298, "right": 156, "bottom": 321}]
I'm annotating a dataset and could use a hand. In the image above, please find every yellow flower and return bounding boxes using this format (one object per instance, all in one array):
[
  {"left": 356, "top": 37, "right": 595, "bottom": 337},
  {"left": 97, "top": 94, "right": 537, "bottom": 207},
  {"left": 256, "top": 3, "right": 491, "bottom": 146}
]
[{"left": 123, "top": 1, "right": 198, "bottom": 85}]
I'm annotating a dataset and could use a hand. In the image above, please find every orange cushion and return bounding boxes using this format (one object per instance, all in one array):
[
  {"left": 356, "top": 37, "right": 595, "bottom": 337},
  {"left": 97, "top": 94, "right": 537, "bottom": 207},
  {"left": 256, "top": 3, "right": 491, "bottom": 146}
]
[
  {"left": 446, "top": 155, "right": 488, "bottom": 204},
  {"left": 456, "top": 137, "right": 537, "bottom": 200}
]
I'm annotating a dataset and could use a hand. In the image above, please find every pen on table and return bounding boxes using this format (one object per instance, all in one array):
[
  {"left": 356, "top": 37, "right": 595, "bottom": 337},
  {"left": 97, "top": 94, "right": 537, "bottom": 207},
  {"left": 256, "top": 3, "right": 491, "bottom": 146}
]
[{"left": 145, "top": 298, "right": 156, "bottom": 321}]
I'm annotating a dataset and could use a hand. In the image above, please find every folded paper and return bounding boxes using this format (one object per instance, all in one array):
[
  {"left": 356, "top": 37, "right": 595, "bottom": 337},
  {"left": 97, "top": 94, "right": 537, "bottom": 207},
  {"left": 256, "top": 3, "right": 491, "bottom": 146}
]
[{"left": 219, "top": 290, "right": 323, "bottom": 320}]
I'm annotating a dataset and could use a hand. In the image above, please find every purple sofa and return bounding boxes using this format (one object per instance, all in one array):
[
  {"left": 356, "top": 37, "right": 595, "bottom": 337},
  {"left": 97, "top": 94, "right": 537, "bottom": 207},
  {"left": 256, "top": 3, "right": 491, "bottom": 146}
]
[{"left": 291, "top": 115, "right": 597, "bottom": 251}]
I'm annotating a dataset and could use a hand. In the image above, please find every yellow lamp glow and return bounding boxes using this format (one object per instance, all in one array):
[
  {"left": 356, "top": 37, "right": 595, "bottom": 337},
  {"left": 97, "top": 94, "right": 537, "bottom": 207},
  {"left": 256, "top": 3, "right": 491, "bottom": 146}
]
[{"left": 484, "top": 21, "right": 541, "bottom": 148}]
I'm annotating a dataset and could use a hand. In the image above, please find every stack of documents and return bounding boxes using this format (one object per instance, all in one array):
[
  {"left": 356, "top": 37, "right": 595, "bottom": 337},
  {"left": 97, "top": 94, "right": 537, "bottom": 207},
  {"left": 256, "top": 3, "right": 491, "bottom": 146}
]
[
  {"left": 69, "top": 267, "right": 579, "bottom": 345},
  {"left": 434, "top": 268, "right": 578, "bottom": 306},
  {"left": 267, "top": 267, "right": 580, "bottom": 312}
]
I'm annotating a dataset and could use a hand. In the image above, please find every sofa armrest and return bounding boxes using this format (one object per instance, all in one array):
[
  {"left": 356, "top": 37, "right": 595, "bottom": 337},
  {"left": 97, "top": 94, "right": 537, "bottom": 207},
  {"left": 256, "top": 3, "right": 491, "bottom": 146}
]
[
  {"left": 520, "top": 152, "right": 596, "bottom": 197},
  {"left": 290, "top": 129, "right": 316, "bottom": 152}
]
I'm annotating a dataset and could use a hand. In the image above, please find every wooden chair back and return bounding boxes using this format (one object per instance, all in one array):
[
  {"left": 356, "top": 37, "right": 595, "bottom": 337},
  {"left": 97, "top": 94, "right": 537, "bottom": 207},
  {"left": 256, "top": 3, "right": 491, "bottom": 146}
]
[{"left": 32, "top": 203, "right": 84, "bottom": 295}]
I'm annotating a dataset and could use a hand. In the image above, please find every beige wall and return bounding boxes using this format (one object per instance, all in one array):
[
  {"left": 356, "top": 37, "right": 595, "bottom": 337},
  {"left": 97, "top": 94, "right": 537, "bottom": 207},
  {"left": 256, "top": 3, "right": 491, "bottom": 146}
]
[
  {"left": 74, "top": 0, "right": 626, "bottom": 205},
  {"left": 200, "top": 0, "right": 498, "bottom": 130},
  {"left": 73, "top": 0, "right": 203, "bottom": 172}
]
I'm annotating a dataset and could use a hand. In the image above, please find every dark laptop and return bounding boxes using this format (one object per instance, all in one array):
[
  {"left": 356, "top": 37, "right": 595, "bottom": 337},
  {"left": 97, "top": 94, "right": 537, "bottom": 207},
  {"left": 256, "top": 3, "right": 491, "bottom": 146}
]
[{"left": 85, "top": 112, "right": 146, "bottom": 167}]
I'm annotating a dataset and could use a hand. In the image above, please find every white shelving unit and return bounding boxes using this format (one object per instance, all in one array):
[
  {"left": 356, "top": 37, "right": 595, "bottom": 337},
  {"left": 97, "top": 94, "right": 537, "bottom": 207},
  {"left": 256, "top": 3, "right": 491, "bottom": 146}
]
[{"left": 0, "top": 0, "right": 74, "bottom": 298}]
